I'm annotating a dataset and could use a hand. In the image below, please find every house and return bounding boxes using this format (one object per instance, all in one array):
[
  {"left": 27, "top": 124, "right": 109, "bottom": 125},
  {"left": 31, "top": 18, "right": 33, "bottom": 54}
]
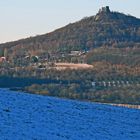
[
  {"left": 69, "top": 51, "right": 81, "bottom": 56},
  {"left": 0, "top": 57, "right": 6, "bottom": 63}
]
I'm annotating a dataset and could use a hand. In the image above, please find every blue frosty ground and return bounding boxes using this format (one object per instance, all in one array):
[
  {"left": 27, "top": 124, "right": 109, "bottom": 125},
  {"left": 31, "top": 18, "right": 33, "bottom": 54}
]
[{"left": 0, "top": 88, "right": 140, "bottom": 140}]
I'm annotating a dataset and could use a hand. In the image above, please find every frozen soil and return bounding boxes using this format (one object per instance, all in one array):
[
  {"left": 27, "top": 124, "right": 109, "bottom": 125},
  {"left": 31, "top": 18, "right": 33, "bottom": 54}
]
[{"left": 0, "top": 88, "right": 140, "bottom": 140}]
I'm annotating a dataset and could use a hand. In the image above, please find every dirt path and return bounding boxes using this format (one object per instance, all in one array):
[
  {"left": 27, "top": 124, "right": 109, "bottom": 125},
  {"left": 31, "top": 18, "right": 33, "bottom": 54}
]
[{"left": 54, "top": 63, "right": 93, "bottom": 70}]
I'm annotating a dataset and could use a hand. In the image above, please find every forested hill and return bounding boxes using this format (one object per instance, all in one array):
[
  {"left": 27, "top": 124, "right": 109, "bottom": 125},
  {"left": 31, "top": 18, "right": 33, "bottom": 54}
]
[{"left": 0, "top": 6, "right": 140, "bottom": 56}]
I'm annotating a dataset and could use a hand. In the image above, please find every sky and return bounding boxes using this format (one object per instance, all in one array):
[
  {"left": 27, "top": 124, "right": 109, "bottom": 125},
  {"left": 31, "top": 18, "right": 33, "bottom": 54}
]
[{"left": 0, "top": 0, "right": 140, "bottom": 43}]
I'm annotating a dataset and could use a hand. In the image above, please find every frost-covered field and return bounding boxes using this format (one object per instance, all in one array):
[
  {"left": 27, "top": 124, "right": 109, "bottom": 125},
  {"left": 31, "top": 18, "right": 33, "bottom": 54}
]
[{"left": 0, "top": 88, "right": 140, "bottom": 140}]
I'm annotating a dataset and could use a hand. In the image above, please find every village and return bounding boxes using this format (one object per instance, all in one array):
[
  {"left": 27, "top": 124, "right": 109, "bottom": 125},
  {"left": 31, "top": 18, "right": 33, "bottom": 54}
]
[{"left": 0, "top": 49, "right": 93, "bottom": 70}]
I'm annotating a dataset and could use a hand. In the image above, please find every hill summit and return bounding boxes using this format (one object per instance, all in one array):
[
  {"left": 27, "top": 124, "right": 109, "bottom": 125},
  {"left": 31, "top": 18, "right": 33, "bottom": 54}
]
[{"left": 0, "top": 6, "right": 140, "bottom": 57}]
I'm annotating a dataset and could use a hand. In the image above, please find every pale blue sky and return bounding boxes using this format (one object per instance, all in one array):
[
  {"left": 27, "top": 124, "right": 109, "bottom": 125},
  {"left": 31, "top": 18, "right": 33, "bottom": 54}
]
[{"left": 0, "top": 0, "right": 140, "bottom": 43}]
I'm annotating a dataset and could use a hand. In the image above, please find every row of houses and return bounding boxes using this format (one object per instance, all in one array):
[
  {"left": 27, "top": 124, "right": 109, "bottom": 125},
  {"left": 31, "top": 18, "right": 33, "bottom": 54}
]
[{"left": 91, "top": 81, "right": 140, "bottom": 87}]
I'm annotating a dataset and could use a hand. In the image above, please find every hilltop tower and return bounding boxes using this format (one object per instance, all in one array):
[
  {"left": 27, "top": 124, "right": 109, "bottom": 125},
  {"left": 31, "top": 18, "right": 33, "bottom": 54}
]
[{"left": 99, "top": 6, "right": 110, "bottom": 13}]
